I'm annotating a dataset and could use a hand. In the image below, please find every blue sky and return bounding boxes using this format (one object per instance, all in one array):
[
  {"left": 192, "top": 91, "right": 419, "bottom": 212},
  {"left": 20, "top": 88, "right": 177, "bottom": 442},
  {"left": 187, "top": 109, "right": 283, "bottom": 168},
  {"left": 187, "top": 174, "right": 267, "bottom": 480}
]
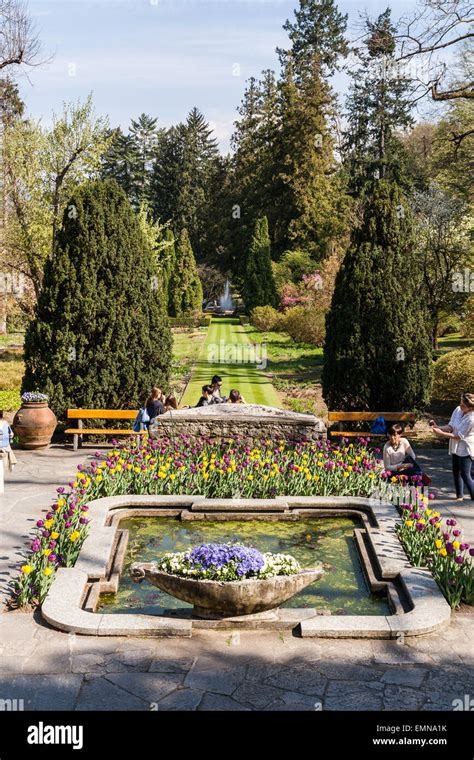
[{"left": 20, "top": 0, "right": 421, "bottom": 152}]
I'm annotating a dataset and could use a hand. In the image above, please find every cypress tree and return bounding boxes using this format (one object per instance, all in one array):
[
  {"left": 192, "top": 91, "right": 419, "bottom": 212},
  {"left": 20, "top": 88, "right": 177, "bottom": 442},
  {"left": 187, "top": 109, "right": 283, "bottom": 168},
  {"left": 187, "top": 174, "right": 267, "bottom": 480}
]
[
  {"left": 243, "top": 217, "right": 279, "bottom": 312},
  {"left": 322, "top": 180, "right": 433, "bottom": 411},
  {"left": 168, "top": 228, "right": 203, "bottom": 317},
  {"left": 22, "top": 179, "right": 172, "bottom": 418}
]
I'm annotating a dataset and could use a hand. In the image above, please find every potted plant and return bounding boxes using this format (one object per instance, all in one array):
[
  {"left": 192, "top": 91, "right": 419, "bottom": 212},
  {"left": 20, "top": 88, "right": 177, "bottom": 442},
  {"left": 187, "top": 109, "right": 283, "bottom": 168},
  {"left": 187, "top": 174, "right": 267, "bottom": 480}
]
[
  {"left": 13, "top": 393, "right": 57, "bottom": 450},
  {"left": 130, "top": 542, "right": 324, "bottom": 619}
]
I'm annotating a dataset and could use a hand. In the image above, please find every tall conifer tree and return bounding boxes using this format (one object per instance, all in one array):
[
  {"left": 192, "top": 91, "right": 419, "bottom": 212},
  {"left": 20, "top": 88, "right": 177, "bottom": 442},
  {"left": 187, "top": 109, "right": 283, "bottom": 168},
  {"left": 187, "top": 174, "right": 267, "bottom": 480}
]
[
  {"left": 322, "top": 180, "right": 433, "bottom": 410},
  {"left": 22, "top": 180, "right": 172, "bottom": 417}
]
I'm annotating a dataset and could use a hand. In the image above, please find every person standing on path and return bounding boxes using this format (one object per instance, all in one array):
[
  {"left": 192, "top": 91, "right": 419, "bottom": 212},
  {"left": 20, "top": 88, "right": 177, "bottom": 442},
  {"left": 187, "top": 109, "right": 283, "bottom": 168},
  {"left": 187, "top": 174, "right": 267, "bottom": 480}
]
[
  {"left": 0, "top": 411, "right": 17, "bottom": 472},
  {"left": 430, "top": 393, "right": 474, "bottom": 501}
]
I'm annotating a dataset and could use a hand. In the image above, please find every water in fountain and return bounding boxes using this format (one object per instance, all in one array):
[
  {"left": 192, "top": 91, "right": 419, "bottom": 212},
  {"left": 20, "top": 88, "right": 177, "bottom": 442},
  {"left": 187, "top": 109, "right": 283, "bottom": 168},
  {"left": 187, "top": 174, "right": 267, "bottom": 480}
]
[{"left": 219, "top": 280, "right": 235, "bottom": 312}]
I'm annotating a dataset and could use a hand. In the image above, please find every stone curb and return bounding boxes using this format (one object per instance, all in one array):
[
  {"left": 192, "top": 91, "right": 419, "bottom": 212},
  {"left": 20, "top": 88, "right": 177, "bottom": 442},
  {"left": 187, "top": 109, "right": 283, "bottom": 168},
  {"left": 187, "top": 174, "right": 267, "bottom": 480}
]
[{"left": 41, "top": 495, "right": 451, "bottom": 638}]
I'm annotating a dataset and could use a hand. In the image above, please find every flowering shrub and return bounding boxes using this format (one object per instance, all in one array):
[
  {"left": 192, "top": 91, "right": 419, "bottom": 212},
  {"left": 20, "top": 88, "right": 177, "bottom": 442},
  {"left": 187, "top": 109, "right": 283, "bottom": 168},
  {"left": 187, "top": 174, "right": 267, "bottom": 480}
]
[
  {"left": 21, "top": 392, "right": 49, "bottom": 403},
  {"left": 156, "top": 543, "right": 301, "bottom": 581},
  {"left": 397, "top": 504, "right": 473, "bottom": 608}
]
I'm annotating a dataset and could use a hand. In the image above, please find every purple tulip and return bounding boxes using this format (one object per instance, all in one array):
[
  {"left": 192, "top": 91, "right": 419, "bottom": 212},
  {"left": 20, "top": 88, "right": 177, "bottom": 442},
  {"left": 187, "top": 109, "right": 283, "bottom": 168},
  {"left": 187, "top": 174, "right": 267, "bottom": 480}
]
[
  {"left": 79, "top": 517, "right": 89, "bottom": 525},
  {"left": 49, "top": 540, "right": 57, "bottom": 548},
  {"left": 443, "top": 532, "right": 450, "bottom": 541},
  {"left": 454, "top": 555, "right": 464, "bottom": 564},
  {"left": 416, "top": 522, "right": 426, "bottom": 532},
  {"left": 446, "top": 518, "right": 457, "bottom": 526},
  {"left": 469, "top": 549, "right": 474, "bottom": 557},
  {"left": 41, "top": 530, "right": 50, "bottom": 538},
  {"left": 45, "top": 512, "right": 54, "bottom": 520},
  {"left": 460, "top": 543, "right": 470, "bottom": 551},
  {"left": 31, "top": 540, "right": 41, "bottom": 552},
  {"left": 36, "top": 520, "right": 44, "bottom": 528},
  {"left": 65, "top": 521, "right": 72, "bottom": 528},
  {"left": 48, "top": 553, "right": 57, "bottom": 562},
  {"left": 445, "top": 542, "right": 455, "bottom": 555},
  {"left": 56, "top": 487, "right": 65, "bottom": 494},
  {"left": 453, "top": 529, "right": 461, "bottom": 537}
]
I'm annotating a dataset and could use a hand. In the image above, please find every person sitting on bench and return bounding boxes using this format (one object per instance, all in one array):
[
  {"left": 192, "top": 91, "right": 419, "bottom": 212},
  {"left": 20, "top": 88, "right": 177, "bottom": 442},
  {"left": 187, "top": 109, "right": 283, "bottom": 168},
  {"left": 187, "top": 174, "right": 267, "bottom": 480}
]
[{"left": 383, "top": 424, "right": 423, "bottom": 478}]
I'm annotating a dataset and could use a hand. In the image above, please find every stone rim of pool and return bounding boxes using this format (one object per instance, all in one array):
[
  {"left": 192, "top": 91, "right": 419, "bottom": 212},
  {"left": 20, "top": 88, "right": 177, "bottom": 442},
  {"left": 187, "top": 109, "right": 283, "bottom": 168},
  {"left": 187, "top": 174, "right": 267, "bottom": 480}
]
[{"left": 40, "top": 495, "right": 451, "bottom": 639}]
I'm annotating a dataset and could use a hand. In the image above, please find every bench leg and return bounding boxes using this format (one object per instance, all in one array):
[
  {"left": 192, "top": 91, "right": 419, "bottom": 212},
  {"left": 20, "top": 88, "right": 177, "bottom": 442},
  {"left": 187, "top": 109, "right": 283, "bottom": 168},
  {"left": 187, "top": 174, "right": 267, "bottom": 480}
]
[{"left": 73, "top": 434, "right": 78, "bottom": 452}]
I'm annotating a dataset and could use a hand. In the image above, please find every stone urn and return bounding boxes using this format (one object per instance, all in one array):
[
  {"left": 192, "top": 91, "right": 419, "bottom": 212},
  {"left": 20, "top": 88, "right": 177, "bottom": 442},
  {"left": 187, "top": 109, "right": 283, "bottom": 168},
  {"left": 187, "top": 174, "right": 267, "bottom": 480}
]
[
  {"left": 13, "top": 400, "right": 57, "bottom": 450},
  {"left": 130, "top": 562, "right": 324, "bottom": 619}
]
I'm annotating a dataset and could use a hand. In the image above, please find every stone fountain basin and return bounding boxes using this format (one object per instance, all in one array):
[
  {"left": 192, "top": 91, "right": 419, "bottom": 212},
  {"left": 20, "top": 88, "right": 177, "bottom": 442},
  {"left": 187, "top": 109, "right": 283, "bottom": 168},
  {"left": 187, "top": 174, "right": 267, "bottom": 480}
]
[{"left": 130, "top": 562, "right": 324, "bottom": 619}]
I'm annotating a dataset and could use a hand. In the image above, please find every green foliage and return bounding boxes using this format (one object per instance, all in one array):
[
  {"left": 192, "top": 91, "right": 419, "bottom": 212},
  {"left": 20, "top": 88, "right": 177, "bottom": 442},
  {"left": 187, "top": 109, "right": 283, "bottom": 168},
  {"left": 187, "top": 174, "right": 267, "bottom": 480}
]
[
  {"left": 342, "top": 9, "right": 414, "bottom": 195},
  {"left": 0, "top": 390, "right": 21, "bottom": 412},
  {"left": 243, "top": 217, "right": 279, "bottom": 312},
  {"left": 151, "top": 108, "right": 219, "bottom": 259},
  {"left": 22, "top": 180, "right": 172, "bottom": 419},
  {"left": 249, "top": 306, "right": 281, "bottom": 332},
  {"left": 168, "top": 229, "right": 203, "bottom": 317},
  {"left": 323, "top": 180, "right": 433, "bottom": 411},
  {"left": 169, "top": 315, "right": 211, "bottom": 328},
  {"left": 432, "top": 347, "right": 474, "bottom": 402},
  {"left": 272, "top": 250, "right": 315, "bottom": 289},
  {"left": 280, "top": 305, "right": 325, "bottom": 346},
  {"left": 280, "top": 0, "right": 348, "bottom": 78}
]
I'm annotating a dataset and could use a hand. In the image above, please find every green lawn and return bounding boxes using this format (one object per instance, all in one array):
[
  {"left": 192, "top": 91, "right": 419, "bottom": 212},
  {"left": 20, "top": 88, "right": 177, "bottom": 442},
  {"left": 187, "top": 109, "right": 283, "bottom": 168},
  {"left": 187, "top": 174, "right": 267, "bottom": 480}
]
[
  {"left": 180, "top": 317, "right": 282, "bottom": 408},
  {"left": 435, "top": 333, "right": 473, "bottom": 358}
]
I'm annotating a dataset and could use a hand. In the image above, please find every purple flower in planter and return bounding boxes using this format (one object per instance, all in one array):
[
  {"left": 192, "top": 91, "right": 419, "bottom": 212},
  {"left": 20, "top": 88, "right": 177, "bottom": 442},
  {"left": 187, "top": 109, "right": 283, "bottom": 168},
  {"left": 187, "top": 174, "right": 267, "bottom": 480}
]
[
  {"left": 36, "top": 520, "right": 44, "bottom": 528},
  {"left": 446, "top": 518, "right": 457, "bottom": 526},
  {"left": 470, "top": 548, "right": 474, "bottom": 557},
  {"left": 445, "top": 542, "right": 455, "bottom": 555},
  {"left": 452, "top": 529, "right": 461, "bottom": 537},
  {"left": 80, "top": 505, "right": 89, "bottom": 512},
  {"left": 443, "top": 532, "right": 450, "bottom": 541},
  {"left": 454, "top": 555, "right": 464, "bottom": 564},
  {"left": 48, "top": 553, "right": 57, "bottom": 562},
  {"left": 79, "top": 518, "right": 89, "bottom": 525},
  {"left": 416, "top": 522, "right": 426, "bottom": 532},
  {"left": 65, "top": 521, "right": 72, "bottom": 528},
  {"left": 31, "top": 539, "right": 41, "bottom": 552},
  {"left": 45, "top": 513, "right": 54, "bottom": 520},
  {"left": 460, "top": 543, "right": 470, "bottom": 551},
  {"left": 56, "top": 487, "right": 65, "bottom": 494},
  {"left": 49, "top": 540, "right": 57, "bottom": 549},
  {"left": 41, "top": 530, "right": 50, "bottom": 538}
]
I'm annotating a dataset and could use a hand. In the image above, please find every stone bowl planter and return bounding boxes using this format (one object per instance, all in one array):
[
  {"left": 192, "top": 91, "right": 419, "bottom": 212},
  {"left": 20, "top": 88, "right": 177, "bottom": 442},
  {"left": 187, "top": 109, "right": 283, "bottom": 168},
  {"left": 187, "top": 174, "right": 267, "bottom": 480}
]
[
  {"left": 13, "top": 402, "right": 57, "bottom": 450},
  {"left": 130, "top": 562, "right": 324, "bottom": 619}
]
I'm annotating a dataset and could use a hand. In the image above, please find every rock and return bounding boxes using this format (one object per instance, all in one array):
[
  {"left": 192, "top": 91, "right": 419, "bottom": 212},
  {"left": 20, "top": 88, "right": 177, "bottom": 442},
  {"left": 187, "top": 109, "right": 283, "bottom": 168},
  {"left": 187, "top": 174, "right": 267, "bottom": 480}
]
[{"left": 148, "top": 404, "right": 326, "bottom": 444}]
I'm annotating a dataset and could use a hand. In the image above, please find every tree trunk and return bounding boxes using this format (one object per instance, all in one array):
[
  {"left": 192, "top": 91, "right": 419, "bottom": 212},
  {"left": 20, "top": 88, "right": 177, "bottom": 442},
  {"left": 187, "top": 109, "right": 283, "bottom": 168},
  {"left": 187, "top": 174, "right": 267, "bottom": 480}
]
[{"left": 0, "top": 293, "right": 7, "bottom": 334}]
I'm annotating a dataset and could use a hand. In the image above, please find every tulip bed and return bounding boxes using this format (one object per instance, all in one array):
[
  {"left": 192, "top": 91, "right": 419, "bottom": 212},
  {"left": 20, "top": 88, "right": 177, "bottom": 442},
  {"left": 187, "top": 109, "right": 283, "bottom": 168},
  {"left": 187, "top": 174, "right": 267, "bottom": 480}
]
[
  {"left": 397, "top": 506, "right": 473, "bottom": 608},
  {"left": 11, "top": 434, "right": 473, "bottom": 609}
]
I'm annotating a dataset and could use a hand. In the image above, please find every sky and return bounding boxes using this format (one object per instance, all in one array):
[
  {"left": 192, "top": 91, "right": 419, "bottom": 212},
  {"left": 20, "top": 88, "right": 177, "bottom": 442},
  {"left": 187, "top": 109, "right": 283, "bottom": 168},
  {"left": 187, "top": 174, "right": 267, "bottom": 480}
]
[{"left": 19, "top": 0, "right": 423, "bottom": 152}]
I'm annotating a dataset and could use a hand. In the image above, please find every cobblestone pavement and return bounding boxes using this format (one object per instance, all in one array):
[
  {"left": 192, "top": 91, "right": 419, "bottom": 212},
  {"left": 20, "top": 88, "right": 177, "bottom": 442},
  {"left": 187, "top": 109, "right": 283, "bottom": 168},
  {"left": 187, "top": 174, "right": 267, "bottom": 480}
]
[{"left": 0, "top": 445, "right": 473, "bottom": 711}]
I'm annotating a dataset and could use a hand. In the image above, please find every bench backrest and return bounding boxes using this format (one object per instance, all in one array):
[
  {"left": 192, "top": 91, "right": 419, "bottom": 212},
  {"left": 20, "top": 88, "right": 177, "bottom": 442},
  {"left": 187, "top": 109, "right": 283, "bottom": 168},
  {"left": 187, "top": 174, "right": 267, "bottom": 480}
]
[
  {"left": 67, "top": 409, "right": 138, "bottom": 420},
  {"left": 328, "top": 412, "right": 416, "bottom": 422}
]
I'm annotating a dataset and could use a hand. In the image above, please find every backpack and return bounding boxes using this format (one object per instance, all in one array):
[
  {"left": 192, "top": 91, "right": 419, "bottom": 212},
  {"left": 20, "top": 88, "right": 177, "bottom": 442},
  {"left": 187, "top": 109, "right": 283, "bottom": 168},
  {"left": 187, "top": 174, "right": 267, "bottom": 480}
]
[
  {"left": 133, "top": 407, "right": 150, "bottom": 432},
  {"left": 370, "top": 416, "right": 387, "bottom": 435}
]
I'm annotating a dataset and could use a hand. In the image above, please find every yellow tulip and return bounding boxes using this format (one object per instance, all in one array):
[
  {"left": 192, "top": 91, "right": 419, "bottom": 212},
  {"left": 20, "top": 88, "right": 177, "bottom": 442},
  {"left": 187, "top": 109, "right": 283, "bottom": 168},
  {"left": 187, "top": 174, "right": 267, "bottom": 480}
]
[
  {"left": 21, "top": 565, "right": 33, "bottom": 575},
  {"left": 44, "top": 568, "right": 53, "bottom": 577}
]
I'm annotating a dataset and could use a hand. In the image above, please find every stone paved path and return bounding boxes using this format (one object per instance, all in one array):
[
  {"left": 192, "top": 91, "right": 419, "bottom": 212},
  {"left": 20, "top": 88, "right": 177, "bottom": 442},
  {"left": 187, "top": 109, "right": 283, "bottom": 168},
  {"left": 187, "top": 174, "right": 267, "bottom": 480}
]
[{"left": 0, "top": 445, "right": 472, "bottom": 711}]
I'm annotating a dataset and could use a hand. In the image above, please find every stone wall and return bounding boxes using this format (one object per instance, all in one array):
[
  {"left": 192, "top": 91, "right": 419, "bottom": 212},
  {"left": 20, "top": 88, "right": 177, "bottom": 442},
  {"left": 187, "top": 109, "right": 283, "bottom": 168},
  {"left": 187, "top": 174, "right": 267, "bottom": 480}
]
[{"left": 149, "top": 404, "right": 326, "bottom": 443}]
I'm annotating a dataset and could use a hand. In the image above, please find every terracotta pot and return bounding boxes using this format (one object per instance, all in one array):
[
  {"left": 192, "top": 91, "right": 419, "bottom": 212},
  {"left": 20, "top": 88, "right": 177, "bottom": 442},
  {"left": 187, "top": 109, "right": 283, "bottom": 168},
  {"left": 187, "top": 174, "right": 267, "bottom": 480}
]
[{"left": 13, "top": 402, "right": 57, "bottom": 450}]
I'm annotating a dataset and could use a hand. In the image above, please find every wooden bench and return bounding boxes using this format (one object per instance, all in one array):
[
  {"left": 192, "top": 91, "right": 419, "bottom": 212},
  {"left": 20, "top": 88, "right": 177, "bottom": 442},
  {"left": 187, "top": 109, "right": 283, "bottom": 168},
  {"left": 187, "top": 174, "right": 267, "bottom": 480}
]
[
  {"left": 65, "top": 409, "right": 143, "bottom": 450},
  {"left": 328, "top": 412, "right": 416, "bottom": 439}
]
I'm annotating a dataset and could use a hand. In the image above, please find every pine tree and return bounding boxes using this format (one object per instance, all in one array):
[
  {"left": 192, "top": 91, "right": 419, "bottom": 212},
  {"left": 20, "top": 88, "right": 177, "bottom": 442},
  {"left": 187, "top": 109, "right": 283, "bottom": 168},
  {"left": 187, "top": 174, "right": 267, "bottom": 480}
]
[
  {"left": 243, "top": 217, "right": 279, "bottom": 312},
  {"left": 151, "top": 108, "right": 219, "bottom": 259},
  {"left": 22, "top": 180, "right": 172, "bottom": 418},
  {"left": 168, "top": 228, "right": 203, "bottom": 317},
  {"left": 322, "top": 180, "right": 433, "bottom": 411},
  {"left": 101, "top": 115, "right": 162, "bottom": 208},
  {"left": 279, "top": 0, "right": 348, "bottom": 78},
  {"left": 342, "top": 10, "right": 414, "bottom": 195}
]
